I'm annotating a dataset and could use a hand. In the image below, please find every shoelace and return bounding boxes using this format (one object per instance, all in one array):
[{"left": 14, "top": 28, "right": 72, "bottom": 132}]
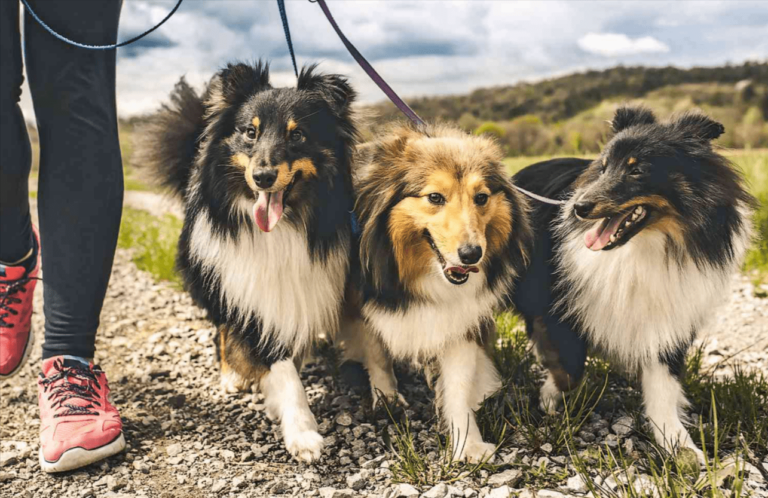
[
  {"left": 40, "top": 359, "right": 103, "bottom": 418},
  {"left": 0, "top": 275, "right": 41, "bottom": 328}
]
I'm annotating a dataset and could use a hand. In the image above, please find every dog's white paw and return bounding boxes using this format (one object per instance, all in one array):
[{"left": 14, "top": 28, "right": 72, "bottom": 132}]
[
  {"left": 456, "top": 440, "right": 497, "bottom": 463},
  {"left": 220, "top": 371, "right": 251, "bottom": 394},
  {"left": 660, "top": 430, "right": 705, "bottom": 464},
  {"left": 284, "top": 430, "right": 324, "bottom": 463},
  {"left": 372, "top": 388, "right": 408, "bottom": 410},
  {"left": 539, "top": 376, "right": 562, "bottom": 415}
]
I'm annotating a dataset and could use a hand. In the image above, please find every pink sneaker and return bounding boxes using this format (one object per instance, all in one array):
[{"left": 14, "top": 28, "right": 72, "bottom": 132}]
[
  {"left": 0, "top": 226, "right": 40, "bottom": 378},
  {"left": 38, "top": 356, "right": 125, "bottom": 472}
]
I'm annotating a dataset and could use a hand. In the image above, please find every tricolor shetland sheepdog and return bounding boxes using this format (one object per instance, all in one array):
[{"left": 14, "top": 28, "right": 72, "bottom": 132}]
[
  {"left": 347, "top": 123, "right": 533, "bottom": 462},
  {"left": 512, "top": 107, "right": 755, "bottom": 458},
  {"left": 138, "top": 62, "right": 358, "bottom": 462}
]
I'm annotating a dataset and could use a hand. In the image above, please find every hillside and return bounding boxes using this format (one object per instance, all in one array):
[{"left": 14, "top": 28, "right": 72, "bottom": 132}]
[
  {"left": 368, "top": 62, "right": 767, "bottom": 124},
  {"left": 365, "top": 62, "right": 768, "bottom": 155}
]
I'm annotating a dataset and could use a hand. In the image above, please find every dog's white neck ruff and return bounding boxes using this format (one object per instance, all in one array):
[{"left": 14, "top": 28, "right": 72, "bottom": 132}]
[
  {"left": 555, "top": 202, "right": 752, "bottom": 369},
  {"left": 364, "top": 261, "right": 499, "bottom": 360},
  {"left": 188, "top": 207, "right": 348, "bottom": 353}
]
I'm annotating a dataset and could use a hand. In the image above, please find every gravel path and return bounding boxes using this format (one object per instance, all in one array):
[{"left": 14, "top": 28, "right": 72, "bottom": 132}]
[{"left": 1, "top": 196, "right": 766, "bottom": 497}]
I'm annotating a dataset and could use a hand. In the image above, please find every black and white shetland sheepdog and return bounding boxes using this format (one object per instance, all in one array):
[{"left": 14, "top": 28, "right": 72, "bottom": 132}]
[
  {"left": 347, "top": 123, "right": 533, "bottom": 462},
  {"left": 512, "top": 107, "right": 755, "bottom": 458},
  {"left": 138, "top": 62, "right": 358, "bottom": 462}
]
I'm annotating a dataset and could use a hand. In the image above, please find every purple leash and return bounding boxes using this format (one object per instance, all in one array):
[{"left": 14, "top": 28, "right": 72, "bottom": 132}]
[{"left": 312, "top": 0, "right": 425, "bottom": 127}]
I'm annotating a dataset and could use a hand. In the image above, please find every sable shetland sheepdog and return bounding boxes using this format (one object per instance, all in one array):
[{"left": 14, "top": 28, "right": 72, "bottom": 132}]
[
  {"left": 511, "top": 107, "right": 755, "bottom": 457},
  {"left": 346, "top": 123, "right": 533, "bottom": 462},
  {"left": 137, "top": 62, "right": 358, "bottom": 462}
]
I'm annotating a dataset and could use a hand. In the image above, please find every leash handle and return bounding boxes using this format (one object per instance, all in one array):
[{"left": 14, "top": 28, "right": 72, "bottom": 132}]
[
  {"left": 20, "top": 0, "right": 183, "bottom": 50},
  {"left": 311, "top": 0, "right": 425, "bottom": 127},
  {"left": 277, "top": 0, "right": 299, "bottom": 78}
]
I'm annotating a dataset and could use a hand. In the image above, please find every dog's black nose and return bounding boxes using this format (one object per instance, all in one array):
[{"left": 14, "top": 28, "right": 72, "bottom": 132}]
[
  {"left": 574, "top": 200, "right": 596, "bottom": 219},
  {"left": 458, "top": 244, "right": 483, "bottom": 265},
  {"left": 253, "top": 169, "right": 277, "bottom": 189}
]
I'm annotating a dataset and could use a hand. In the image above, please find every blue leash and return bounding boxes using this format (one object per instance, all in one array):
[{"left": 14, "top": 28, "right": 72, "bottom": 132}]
[
  {"left": 20, "top": 0, "right": 183, "bottom": 50},
  {"left": 276, "top": 0, "right": 299, "bottom": 78}
]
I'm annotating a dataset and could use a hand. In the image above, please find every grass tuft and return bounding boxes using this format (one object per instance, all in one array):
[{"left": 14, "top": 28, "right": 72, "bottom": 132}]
[
  {"left": 117, "top": 207, "right": 182, "bottom": 285},
  {"left": 683, "top": 346, "right": 768, "bottom": 460},
  {"left": 381, "top": 403, "right": 495, "bottom": 487}
]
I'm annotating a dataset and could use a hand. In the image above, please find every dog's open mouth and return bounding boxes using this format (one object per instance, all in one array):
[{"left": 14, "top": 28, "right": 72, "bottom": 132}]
[
  {"left": 252, "top": 173, "right": 300, "bottom": 232},
  {"left": 584, "top": 205, "right": 648, "bottom": 251},
  {"left": 424, "top": 230, "right": 480, "bottom": 285}
]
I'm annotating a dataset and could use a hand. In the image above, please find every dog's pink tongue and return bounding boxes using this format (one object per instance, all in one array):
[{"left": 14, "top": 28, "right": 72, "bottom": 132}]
[
  {"left": 584, "top": 215, "right": 623, "bottom": 251},
  {"left": 253, "top": 191, "right": 284, "bottom": 232}
]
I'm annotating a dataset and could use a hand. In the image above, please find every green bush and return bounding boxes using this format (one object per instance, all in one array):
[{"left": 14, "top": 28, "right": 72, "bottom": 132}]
[{"left": 474, "top": 121, "right": 506, "bottom": 138}]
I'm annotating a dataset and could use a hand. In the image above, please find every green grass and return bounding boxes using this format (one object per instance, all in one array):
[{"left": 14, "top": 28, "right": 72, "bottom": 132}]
[
  {"left": 117, "top": 207, "right": 182, "bottom": 286},
  {"left": 684, "top": 347, "right": 768, "bottom": 459},
  {"left": 123, "top": 172, "right": 154, "bottom": 192},
  {"left": 382, "top": 312, "right": 767, "bottom": 494},
  {"left": 736, "top": 150, "right": 768, "bottom": 285},
  {"left": 382, "top": 409, "right": 496, "bottom": 487}
]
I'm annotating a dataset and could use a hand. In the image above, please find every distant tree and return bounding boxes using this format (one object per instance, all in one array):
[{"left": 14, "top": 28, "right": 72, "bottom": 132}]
[
  {"left": 474, "top": 122, "right": 505, "bottom": 138},
  {"left": 457, "top": 112, "right": 480, "bottom": 132}
]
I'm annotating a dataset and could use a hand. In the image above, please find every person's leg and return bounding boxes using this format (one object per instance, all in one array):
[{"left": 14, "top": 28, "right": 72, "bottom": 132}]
[
  {"left": 0, "top": 0, "right": 41, "bottom": 380},
  {"left": 24, "top": 0, "right": 127, "bottom": 472},
  {"left": 0, "top": 0, "right": 33, "bottom": 264},
  {"left": 24, "top": 0, "right": 124, "bottom": 360}
]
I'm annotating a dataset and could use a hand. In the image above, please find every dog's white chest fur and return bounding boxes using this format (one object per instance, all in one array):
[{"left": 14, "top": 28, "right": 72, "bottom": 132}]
[
  {"left": 557, "top": 226, "right": 749, "bottom": 368},
  {"left": 364, "top": 265, "right": 498, "bottom": 360},
  {"left": 189, "top": 210, "right": 348, "bottom": 351}
]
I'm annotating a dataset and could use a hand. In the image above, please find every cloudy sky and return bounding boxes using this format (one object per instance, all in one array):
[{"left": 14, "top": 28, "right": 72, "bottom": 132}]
[{"left": 19, "top": 0, "right": 768, "bottom": 118}]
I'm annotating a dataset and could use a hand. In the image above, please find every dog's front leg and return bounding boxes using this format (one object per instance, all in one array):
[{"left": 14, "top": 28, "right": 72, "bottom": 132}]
[
  {"left": 337, "top": 316, "right": 404, "bottom": 408},
  {"left": 437, "top": 340, "right": 500, "bottom": 463},
  {"left": 261, "top": 358, "right": 323, "bottom": 462},
  {"left": 641, "top": 359, "right": 704, "bottom": 461}
]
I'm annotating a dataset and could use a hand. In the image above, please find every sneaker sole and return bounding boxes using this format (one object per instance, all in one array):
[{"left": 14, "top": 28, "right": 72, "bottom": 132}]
[
  {"left": 39, "top": 432, "right": 126, "bottom": 473},
  {"left": 0, "top": 326, "right": 34, "bottom": 379}
]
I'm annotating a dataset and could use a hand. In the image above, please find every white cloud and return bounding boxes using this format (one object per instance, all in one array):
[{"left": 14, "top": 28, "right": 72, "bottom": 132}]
[
  {"left": 577, "top": 32, "right": 671, "bottom": 57},
  {"left": 15, "top": 1, "right": 767, "bottom": 120}
]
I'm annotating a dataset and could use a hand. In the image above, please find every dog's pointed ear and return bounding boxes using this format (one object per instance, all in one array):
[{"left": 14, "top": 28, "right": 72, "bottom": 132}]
[
  {"left": 297, "top": 64, "right": 356, "bottom": 117},
  {"left": 675, "top": 111, "right": 725, "bottom": 141},
  {"left": 208, "top": 61, "right": 271, "bottom": 110},
  {"left": 611, "top": 106, "right": 656, "bottom": 133}
]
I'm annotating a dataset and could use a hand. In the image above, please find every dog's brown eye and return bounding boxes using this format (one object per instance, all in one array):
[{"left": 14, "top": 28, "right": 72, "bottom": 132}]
[
  {"left": 244, "top": 126, "right": 257, "bottom": 141},
  {"left": 427, "top": 193, "right": 445, "bottom": 205},
  {"left": 630, "top": 167, "right": 645, "bottom": 176},
  {"left": 290, "top": 130, "right": 303, "bottom": 142},
  {"left": 474, "top": 193, "right": 489, "bottom": 206}
]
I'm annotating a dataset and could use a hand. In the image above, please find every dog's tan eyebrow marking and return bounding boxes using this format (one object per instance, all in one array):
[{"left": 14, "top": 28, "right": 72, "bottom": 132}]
[
  {"left": 628, "top": 157, "right": 637, "bottom": 165},
  {"left": 251, "top": 117, "right": 260, "bottom": 128},
  {"left": 287, "top": 119, "right": 298, "bottom": 132}
]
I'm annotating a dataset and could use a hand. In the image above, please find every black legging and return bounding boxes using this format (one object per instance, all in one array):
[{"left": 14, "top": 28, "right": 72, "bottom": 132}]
[{"left": 0, "top": 0, "right": 124, "bottom": 360}]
